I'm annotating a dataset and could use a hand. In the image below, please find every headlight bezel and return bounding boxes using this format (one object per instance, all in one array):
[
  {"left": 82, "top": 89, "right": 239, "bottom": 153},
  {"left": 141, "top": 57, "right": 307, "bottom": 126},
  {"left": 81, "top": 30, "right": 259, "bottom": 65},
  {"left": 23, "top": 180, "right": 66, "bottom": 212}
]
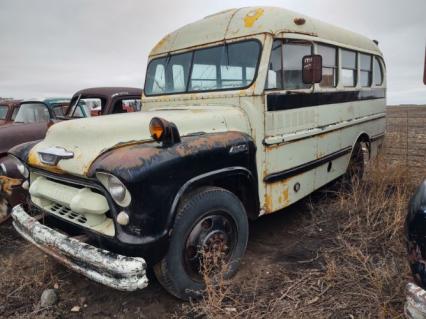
[
  {"left": 8, "top": 155, "right": 29, "bottom": 179},
  {"left": 96, "top": 172, "right": 132, "bottom": 208}
]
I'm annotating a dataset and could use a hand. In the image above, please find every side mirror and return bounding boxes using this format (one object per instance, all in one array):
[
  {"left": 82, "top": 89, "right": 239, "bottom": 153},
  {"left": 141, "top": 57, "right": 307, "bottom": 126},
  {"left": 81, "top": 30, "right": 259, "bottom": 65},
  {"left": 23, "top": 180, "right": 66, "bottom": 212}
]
[{"left": 302, "top": 55, "right": 322, "bottom": 84}]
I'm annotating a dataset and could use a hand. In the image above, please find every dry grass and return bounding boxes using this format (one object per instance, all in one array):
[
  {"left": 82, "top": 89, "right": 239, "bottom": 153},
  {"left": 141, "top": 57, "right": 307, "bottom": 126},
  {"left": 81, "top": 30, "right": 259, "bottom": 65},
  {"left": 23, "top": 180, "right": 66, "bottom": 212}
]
[{"left": 179, "top": 158, "right": 415, "bottom": 319}]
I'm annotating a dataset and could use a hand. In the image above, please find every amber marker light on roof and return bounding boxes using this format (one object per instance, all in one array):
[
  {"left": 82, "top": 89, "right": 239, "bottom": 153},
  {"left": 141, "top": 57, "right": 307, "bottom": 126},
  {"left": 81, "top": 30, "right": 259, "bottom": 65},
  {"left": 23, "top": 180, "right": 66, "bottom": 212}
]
[{"left": 294, "top": 17, "right": 306, "bottom": 25}]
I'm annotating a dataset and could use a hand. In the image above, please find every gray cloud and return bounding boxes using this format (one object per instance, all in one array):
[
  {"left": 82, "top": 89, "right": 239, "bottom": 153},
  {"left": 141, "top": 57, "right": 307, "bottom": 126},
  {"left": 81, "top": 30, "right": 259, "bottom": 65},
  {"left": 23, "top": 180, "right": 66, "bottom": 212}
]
[{"left": 0, "top": 0, "right": 425, "bottom": 104}]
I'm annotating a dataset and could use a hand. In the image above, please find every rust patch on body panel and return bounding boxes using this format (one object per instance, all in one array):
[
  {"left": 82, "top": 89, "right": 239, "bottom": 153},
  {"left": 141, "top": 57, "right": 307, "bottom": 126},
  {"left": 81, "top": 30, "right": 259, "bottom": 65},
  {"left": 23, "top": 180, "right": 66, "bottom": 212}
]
[
  {"left": 88, "top": 131, "right": 250, "bottom": 177},
  {"left": 28, "top": 150, "right": 65, "bottom": 175}
]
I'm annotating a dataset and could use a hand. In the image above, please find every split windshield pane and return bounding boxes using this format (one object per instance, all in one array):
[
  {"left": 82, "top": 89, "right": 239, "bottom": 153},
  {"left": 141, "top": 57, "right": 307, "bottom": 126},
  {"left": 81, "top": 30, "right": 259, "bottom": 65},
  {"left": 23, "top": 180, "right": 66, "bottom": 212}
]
[{"left": 145, "top": 40, "right": 261, "bottom": 95}]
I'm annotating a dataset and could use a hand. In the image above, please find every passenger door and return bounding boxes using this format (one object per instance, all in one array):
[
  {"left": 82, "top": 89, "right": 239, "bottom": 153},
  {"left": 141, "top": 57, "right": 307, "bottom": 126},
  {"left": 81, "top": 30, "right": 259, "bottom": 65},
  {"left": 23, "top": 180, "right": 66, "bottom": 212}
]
[{"left": 262, "top": 38, "right": 318, "bottom": 213}]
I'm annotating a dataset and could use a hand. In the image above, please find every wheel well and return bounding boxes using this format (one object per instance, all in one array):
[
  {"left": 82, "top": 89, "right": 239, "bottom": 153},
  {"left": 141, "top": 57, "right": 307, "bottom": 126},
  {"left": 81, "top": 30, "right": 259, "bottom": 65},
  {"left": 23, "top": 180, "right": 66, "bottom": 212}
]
[
  {"left": 354, "top": 133, "right": 371, "bottom": 159},
  {"left": 178, "top": 173, "right": 259, "bottom": 221}
]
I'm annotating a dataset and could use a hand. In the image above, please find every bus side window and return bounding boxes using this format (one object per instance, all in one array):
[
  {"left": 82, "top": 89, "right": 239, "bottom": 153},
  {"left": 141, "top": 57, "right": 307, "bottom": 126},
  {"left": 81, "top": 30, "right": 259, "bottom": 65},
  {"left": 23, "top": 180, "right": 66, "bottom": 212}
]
[
  {"left": 317, "top": 44, "right": 337, "bottom": 87},
  {"left": 266, "top": 39, "right": 283, "bottom": 89},
  {"left": 373, "top": 57, "right": 383, "bottom": 86},
  {"left": 360, "top": 53, "right": 372, "bottom": 87},
  {"left": 283, "top": 41, "right": 312, "bottom": 89},
  {"left": 341, "top": 49, "right": 357, "bottom": 87}
]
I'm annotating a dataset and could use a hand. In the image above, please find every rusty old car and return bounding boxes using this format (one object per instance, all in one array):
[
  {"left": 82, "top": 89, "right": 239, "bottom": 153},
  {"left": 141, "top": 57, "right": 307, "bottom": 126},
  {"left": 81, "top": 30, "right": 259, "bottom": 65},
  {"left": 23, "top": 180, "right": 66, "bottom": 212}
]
[
  {"left": 0, "top": 98, "right": 70, "bottom": 215},
  {"left": 0, "top": 88, "right": 142, "bottom": 216},
  {"left": 0, "top": 100, "right": 21, "bottom": 126},
  {"left": 66, "top": 87, "right": 142, "bottom": 118},
  {"left": 9, "top": 7, "right": 385, "bottom": 299}
]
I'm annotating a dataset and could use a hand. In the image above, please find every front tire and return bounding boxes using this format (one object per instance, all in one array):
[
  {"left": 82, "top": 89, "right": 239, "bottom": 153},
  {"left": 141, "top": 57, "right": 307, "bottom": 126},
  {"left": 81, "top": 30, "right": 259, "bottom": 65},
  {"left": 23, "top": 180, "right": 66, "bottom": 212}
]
[{"left": 154, "top": 187, "right": 249, "bottom": 300}]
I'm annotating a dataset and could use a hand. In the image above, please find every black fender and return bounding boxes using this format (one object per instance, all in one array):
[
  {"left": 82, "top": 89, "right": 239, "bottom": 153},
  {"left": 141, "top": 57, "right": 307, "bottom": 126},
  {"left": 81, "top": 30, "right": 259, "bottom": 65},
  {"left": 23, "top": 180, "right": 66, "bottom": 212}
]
[
  {"left": 87, "top": 131, "right": 258, "bottom": 261},
  {"left": 8, "top": 140, "right": 40, "bottom": 162}
]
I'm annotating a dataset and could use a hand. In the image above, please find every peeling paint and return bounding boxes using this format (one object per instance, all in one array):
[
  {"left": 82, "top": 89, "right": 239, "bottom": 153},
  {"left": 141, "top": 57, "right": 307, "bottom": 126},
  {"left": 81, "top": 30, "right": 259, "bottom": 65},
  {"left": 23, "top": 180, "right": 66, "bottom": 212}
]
[{"left": 244, "top": 8, "right": 264, "bottom": 28}]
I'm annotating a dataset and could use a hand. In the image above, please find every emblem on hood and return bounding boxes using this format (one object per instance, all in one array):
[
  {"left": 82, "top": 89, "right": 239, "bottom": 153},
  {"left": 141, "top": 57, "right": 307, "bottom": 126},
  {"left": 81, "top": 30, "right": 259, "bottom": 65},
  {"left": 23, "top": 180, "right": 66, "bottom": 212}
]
[{"left": 38, "top": 147, "right": 74, "bottom": 166}]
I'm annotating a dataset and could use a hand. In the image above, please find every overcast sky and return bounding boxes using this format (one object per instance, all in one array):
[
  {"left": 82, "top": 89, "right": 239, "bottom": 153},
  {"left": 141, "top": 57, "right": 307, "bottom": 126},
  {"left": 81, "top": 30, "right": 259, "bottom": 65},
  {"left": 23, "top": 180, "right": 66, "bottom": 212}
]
[{"left": 0, "top": 0, "right": 425, "bottom": 105}]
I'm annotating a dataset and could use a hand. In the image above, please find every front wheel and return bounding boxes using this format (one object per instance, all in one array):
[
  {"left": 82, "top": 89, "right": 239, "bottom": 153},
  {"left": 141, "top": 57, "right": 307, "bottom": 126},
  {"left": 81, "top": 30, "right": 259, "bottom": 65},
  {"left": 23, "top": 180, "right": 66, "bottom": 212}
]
[{"left": 154, "top": 187, "right": 249, "bottom": 300}]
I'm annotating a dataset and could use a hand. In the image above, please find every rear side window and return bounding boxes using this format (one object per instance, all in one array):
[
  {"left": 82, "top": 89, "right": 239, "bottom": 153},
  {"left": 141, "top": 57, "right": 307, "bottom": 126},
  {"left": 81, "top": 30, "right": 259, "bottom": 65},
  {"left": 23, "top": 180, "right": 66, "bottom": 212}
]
[
  {"left": 283, "top": 41, "right": 312, "bottom": 89},
  {"left": 373, "top": 57, "right": 383, "bottom": 86},
  {"left": 341, "top": 49, "right": 357, "bottom": 87},
  {"left": 317, "top": 44, "right": 337, "bottom": 88},
  {"left": 360, "top": 54, "right": 372, "bottom": 87}
]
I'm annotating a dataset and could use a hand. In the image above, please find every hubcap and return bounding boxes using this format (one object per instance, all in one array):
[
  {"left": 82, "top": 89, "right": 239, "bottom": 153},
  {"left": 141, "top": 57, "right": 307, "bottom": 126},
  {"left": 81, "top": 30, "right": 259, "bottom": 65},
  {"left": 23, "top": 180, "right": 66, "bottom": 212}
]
[{"left": 183, "top": 212, "right": 237, "bottom": 280}]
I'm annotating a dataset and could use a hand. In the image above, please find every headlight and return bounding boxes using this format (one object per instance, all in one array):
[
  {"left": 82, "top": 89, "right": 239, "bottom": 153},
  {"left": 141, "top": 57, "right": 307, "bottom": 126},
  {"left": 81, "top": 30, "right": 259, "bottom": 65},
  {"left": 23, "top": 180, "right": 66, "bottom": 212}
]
[
  {"left": 96, "top": 172, "right": 131, "bottom": 207},
  {"left": 9, "top": 155, "right": 29, "bottom": 179}
]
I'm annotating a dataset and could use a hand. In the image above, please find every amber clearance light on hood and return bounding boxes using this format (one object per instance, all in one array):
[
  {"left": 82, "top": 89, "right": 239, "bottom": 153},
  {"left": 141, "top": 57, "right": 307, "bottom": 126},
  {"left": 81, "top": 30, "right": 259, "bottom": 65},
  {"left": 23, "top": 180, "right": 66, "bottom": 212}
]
[{"left": 149, "top": 117, "right": 181, "bottom": 146}]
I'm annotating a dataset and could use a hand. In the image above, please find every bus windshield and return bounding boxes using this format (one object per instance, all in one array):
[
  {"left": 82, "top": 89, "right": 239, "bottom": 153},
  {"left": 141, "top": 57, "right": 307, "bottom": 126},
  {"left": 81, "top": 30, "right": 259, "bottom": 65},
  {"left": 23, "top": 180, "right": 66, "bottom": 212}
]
[{"left": 144, "top": 40, "right": 261, "bottom": 96}]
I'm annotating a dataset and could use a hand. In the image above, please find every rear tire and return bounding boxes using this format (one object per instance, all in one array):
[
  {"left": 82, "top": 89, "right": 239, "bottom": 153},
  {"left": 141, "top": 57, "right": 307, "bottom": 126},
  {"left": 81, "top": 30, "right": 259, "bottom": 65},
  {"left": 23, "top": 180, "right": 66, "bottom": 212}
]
[
  {"left": 154, "top": 187, "right": 249, "bottom": 300},
  {"left": 340, "top": 142, "right": 365, "bottom": 189}
]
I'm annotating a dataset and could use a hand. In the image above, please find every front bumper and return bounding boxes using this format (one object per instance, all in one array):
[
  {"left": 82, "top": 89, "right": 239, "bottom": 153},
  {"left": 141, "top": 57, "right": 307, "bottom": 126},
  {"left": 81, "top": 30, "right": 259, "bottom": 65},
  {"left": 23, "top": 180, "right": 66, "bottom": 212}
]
[{"left": 11, "top": 204, "right": 148, "bottom": 291}]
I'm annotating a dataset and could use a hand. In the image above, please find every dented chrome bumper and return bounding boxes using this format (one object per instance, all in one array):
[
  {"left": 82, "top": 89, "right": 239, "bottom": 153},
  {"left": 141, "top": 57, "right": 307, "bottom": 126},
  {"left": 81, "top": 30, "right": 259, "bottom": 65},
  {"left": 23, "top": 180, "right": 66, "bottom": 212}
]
[
  {"left": 11, "top": 205, "right": 148, "bottom": 291},
  {"left": 405, "top": 283, "right": 426, "bottom": 319}
]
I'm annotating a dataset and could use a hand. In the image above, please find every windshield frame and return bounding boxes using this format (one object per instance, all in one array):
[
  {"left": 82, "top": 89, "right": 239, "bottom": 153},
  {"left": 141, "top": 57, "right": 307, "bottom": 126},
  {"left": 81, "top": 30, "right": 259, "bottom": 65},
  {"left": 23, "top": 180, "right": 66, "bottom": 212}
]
[{"left": 144, "top": 38, "right": 263, "bottom": 97}]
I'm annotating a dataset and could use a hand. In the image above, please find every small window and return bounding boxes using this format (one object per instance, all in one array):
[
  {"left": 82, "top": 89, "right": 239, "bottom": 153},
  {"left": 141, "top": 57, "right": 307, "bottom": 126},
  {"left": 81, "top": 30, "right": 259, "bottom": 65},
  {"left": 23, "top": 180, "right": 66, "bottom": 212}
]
[
  {"left": 152, "top": 64, "right": 165, "bottom": 94},
  {"left": 52, "top": 104, "right": 67, "bottom": 117},
  {"left": 360, "top": 53, "right": 372, "bottom": 87},
  {"left": 112, "top": 99, "right": 142, "bottom": 114},
  {"left": 11, "top": 106, "right": 19, "bottom": 120},
  {"left": 341, "top": 49, "right": 357, "bottom": 87},
  {"left": 373, "top": 57, "right": 383, "bottom": 86},
  {"left": 317, "top": 44, "right": 337, "bottom": 87},
  {"left": 172, "top": 65, "right": 186, "bottom": 91},
  {"left": 266, "top": 40, "right": 283, "bottom": 89},
  {"left": 0, "top": 106, "right": 7, "bottom": 120},
  {"left": 190, "top": 64, "right": 217, "bottom": 91},
  {"left": 14, "top": 103, "right": 50, "bottom": 123},
  {"left": 283, "top": 41, "right": 312, "bottom": 89}
]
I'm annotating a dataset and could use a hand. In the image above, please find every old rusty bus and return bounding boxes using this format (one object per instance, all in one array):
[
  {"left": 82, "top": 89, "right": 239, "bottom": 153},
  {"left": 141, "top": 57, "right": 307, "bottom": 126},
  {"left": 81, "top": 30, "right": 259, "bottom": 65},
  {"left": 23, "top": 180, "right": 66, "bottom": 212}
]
[{"left": 9, "top": 7, "right": 386, "bottom": 299}]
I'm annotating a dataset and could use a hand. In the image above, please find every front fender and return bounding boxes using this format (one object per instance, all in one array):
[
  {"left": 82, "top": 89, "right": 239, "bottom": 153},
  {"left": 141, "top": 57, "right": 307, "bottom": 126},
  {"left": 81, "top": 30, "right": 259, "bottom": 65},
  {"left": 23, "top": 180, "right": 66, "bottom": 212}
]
[{"left": 87, "top": 131, "right": 257, "bottom": 244}]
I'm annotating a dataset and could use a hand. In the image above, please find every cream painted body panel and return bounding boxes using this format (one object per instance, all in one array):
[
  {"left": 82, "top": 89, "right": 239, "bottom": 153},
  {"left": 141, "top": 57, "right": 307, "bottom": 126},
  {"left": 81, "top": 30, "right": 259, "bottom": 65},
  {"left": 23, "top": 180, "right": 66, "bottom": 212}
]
[
  {"left": 29, "top": 106, "right": 251, "bottom": 176},
  {"left": 150, "top": 7, "right": 381, "bottom": 57}
]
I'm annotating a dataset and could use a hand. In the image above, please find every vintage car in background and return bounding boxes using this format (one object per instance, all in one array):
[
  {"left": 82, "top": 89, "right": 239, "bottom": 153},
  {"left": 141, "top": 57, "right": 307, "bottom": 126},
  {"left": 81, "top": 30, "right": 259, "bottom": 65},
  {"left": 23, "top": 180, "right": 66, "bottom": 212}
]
[
  {"left": 404, "top": 48, "right": 426, "bottom": 319},
  {"left": 0, "top": 100, "right": 21, "bottom": 125},
  {"left": 0, "top": 98, "right": 70, "bottom": 210},
  {"left": 0, "top": 88, "right": 142, "bottom": 216},
  {"left": 8, "top": 7, "right": 386, "bottom": 299},
  {"left": 66, "top": 87, "right": 142, "bottom": 118}
]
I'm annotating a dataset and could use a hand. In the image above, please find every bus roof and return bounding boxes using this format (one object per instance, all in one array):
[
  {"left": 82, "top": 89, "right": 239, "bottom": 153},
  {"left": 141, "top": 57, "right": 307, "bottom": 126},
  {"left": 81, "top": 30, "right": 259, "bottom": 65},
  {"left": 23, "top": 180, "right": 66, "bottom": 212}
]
[{"left": 150, "top": 7, "right": 381, "bottom": 57}]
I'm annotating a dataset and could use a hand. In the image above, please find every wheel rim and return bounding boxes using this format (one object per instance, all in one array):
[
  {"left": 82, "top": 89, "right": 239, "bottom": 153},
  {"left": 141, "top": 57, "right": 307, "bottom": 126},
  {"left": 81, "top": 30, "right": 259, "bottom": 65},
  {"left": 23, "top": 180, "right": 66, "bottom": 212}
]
[{"left": 183, "top": 211, "right": 237, "bottom": 281}]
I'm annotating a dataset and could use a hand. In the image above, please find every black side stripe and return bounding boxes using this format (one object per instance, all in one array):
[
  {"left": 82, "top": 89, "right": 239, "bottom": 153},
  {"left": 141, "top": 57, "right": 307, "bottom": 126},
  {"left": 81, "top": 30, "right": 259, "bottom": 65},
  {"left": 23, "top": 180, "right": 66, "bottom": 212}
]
[
  {"left": 264, "top": 146, "right": 352, "bottom": 183},
  {"left": 267, "top": 88, "right": 386, "bottom": 111}
]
